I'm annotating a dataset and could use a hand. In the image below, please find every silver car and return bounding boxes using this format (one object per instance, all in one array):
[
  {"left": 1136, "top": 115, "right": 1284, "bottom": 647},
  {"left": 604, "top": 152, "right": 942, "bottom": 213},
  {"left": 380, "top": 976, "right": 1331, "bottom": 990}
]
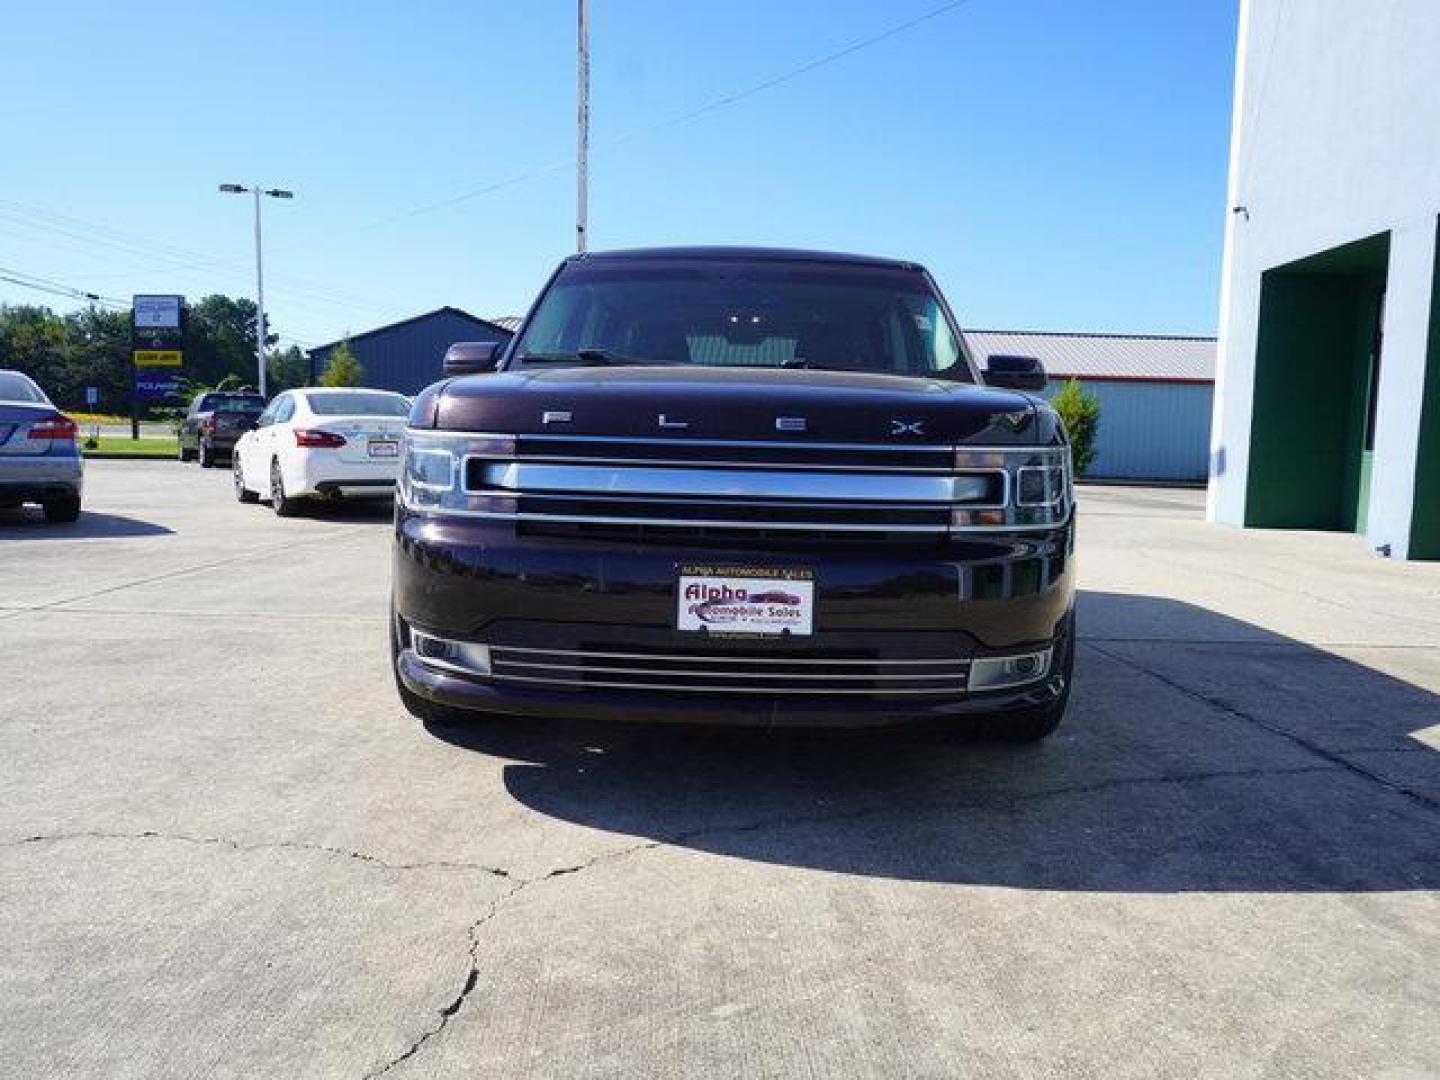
[{"left": 0, "top": 370, "right": 83, "bottom": 522}]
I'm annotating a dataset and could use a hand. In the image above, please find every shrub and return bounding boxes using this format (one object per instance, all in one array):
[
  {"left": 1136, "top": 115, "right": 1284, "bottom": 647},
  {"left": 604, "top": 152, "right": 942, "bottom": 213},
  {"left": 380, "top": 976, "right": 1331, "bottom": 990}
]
[
  {"left": 1052, "top": 379, "right": 1101, "bottom": 476},
  {"left": 320, "top": 340, "right": 363, "bottom": 387}
]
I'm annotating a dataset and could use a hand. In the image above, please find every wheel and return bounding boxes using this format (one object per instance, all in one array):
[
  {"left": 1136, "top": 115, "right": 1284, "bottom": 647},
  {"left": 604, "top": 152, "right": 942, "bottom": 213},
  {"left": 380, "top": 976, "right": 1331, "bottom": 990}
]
[
  {"left": 177, "top": 440, "right": 192, "bottom": 463},
  {"left": 269, "top": 459, "right": 299, "bottom": 517},
  {"left": 198, "top": 439, "right": 214, "bottom": 468},
  {"left": 42, "top": 496, "right": 81, "bottom": 523},
  {"left": 971, "top": 609, "right": 1075, "bottom": 743},
  {"left": 233, "top": 455, "right": 259, "bottom": 503}
]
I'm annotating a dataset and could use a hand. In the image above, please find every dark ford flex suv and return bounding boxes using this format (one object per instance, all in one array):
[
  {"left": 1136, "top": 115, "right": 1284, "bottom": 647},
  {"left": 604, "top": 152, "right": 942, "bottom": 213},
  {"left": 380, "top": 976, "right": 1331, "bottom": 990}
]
[{"left": 392, "top": 247, "right": 1075, "bottom": 740}]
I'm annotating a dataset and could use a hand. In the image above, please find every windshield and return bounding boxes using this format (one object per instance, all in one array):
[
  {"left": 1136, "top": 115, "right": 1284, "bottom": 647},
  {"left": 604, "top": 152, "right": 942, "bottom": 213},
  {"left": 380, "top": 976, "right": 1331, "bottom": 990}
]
[
  {"left": 0, "top": 372, "right": 47, "bottom": 403},
  {"left": 512, "top": 258, "right": 973, "bottom": 380},
  {"left": 305, "top": 391, "right": 409, "bottom": 416},
  {"left": 203, "top": 394, "right": 265, "bottom": 413}
]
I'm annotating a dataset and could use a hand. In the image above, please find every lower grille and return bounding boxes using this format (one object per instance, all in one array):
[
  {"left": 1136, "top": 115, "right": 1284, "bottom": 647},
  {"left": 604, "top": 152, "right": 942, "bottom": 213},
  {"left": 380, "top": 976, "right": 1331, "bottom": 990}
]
[
  {"left": 516, "top": 520, "right": 946, "bottom": 549},
  {"left": 489, "top": 645, "right": 970, "bottom": 696}
]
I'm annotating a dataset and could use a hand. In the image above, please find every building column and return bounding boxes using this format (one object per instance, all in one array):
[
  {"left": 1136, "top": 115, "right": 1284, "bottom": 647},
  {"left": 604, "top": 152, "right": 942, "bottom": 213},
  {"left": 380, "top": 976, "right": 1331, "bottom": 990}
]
[
  {"left": 1364, "top": 219, "right": 1438, "bottom": 559},
  {"left": 1206, "top": 0, "right": 1256, "bottom": 526}
]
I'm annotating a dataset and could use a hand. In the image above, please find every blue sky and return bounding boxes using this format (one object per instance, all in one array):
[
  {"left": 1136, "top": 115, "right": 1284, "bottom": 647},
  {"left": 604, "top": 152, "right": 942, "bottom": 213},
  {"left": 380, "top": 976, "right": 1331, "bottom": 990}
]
[{"left": 0, "top": 0, "right": 1237, "bottom": 347}]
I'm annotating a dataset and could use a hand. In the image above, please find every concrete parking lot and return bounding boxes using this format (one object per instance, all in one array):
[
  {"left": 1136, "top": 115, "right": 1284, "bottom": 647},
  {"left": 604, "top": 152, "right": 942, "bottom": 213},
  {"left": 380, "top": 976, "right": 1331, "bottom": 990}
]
[{"left": 3, "top": 461, "right": 1438, "bottom": 1079}]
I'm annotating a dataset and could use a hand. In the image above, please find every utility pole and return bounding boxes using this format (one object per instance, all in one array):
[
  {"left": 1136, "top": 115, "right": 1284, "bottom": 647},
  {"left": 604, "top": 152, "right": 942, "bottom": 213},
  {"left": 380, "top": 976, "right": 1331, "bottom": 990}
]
[
  {"left": 218, "top": 183, "right": 294, "bottom": 398},
  {"left": 252, "top": 187, "right": 267, "bottom": 397},
  {"left": 577, "top": 0, "right": 590, "bottom": 252}
]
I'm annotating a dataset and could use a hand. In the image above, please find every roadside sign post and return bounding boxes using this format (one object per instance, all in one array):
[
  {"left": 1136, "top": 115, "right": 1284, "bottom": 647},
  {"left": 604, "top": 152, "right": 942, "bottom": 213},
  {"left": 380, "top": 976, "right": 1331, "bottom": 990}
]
[{"left": 131, "top": 294, "right": 185, "bottom": 438}]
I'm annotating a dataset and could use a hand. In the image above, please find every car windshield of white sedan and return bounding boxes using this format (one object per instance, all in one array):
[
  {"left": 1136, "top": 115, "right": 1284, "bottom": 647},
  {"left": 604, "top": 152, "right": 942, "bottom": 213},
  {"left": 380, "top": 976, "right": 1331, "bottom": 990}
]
[
  {"left": 513, "top": 258, "right": 972, "bottom": 379},
  {"left": 305, "top": 391, "right": 408, "bottom": 416},
  {"left": 0, "top": 373, "right": 46, "bottom": 402}
]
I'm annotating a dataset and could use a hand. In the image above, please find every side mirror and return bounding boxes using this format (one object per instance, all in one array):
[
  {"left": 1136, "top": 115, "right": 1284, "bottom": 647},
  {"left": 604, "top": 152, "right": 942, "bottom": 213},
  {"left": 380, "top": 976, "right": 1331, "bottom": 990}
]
[
  {"left": 443, "top": 341, "right": 502, "bottom": 377},
  {"left": 983, "top": 354, "right": 1047, "bottom": 392}
]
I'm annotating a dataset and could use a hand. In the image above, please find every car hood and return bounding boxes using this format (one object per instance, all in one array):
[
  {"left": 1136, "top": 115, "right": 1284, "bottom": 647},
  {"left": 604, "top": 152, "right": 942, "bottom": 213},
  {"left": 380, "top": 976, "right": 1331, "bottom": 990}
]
[{"left": 423, "top": 366, "right": 1049, "bottom": 445}]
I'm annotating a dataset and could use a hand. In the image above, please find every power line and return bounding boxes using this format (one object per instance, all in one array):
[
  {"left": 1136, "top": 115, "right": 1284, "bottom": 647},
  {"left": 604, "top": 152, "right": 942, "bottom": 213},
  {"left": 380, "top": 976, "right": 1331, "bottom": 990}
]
[
  {"left": 0, "top": 201, "right": 403, "bottom": 321},
  {"left": 379, "top": 0, "right": 980, "bottom": 223},
  {"left": 2, "top": 0, "right": 982, "bottom": 330},
  {"left": 0, "top": 265, "right": 127, "bottom": 308}
]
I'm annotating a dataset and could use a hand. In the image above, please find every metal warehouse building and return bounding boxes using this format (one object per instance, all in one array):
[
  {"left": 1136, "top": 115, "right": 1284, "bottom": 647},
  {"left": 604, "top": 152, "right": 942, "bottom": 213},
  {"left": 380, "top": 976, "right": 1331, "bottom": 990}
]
[
  {"left": 965, "top": 330, "right": 1217, "bottom": 482},
  {"left": 308, "top": 307, "right": 513, "bottom": 396},
  {"left": 1210, "top": 0, "right": 1440, "bottom": 560}
]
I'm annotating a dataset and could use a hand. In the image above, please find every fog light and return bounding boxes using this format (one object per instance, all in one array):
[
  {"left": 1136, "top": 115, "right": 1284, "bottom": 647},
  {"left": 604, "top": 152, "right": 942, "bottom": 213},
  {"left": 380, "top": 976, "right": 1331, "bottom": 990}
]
[
  {"left": 969, "top": 648, "right": 1052, "bottom": 691},
  {"left": 411, "top": 630, "right": 492, "bottom": 677}
]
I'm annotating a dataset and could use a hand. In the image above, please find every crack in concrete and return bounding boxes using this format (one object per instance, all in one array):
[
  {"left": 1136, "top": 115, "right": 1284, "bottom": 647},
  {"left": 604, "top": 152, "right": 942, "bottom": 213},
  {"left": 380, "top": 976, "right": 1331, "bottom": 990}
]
[
  {"left": 358, "top": 839, "right": 670, "bottom": 1080},
  {"left": 13, "top": 767, "right": 1372, "bottom": 1080},
  {"left": 361, "top": 892, "right": 512, "bottom": 1079},
  {"left": 1085, "top": 640, "right": 1440, "bottom": 815},
  {"left": 4, "top": 830, "right": 512, "bottom": 878},
  {"left": 357, "top": 759, "right": 1339, "bottom": 1077}
]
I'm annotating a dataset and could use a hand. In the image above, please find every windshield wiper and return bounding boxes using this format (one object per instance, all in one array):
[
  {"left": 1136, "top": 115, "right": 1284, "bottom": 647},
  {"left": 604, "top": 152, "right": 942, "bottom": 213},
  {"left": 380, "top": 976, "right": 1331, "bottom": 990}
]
[
  {"left": 776, "top": 358, "right": 854, "bottom": 371},
  {"left": 516, "top": 348, "right": 666, "bottom": 367}
]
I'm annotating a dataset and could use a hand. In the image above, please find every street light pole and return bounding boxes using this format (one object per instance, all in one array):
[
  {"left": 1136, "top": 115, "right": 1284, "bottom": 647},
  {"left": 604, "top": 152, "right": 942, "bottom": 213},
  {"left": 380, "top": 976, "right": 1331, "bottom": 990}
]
[
  {"left": 576, "top": 0, "right": 589, "bottom": 253},
  {"left": 219, "top": 183, "right": 293, "bottom": 398},
  {"left": 252, "top": 187, "right": 268, "bottom": 398}
]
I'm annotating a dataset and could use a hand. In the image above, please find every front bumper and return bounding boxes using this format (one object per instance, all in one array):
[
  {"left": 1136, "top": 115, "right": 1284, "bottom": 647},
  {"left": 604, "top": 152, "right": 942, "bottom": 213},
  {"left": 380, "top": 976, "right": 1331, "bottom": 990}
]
[{"left": 392, "top": 509, "right": 1075, "bottom": 728}]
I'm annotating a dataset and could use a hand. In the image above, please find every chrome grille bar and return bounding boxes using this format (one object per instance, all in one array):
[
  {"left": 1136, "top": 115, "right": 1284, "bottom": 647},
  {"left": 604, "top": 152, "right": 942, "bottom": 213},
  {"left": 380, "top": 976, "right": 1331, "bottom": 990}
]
[
  {"left": 489, "top": 646, "right": 971, "bottom": 696},
  {"left": 474, "top": 462, "right": 999, "bottom": 504}
]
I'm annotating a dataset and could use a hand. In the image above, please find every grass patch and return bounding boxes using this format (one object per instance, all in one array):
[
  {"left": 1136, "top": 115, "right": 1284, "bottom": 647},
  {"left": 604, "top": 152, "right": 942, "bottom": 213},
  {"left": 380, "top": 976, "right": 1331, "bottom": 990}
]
[
  {"left": 67, "top": 411, "right": 133, "bottom": 426},
  {"left": 82, "top": 435, "right": 178, "bottom": 457}
]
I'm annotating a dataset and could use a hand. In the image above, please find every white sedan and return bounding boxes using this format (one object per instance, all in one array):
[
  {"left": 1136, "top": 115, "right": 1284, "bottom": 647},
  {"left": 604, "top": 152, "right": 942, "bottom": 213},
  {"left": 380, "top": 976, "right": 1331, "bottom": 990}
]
[{"left": 232, "top": 387, "right": 410, "bottom": 515}]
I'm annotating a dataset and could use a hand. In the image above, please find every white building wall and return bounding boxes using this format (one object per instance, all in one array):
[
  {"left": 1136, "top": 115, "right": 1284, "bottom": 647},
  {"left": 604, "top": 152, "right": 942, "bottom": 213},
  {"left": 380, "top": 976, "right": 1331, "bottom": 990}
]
[{"left": 1209, "top": 0, "right": 1440, "bottom": 557}]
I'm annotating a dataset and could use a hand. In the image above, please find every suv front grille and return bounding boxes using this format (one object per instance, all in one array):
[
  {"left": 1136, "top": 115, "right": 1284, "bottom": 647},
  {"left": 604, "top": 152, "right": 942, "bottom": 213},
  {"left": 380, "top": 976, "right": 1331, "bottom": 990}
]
[
  {"left": 511, "top": 435, "right": 957, "bottom": 473},
  {"left": 462, "top": 435, "right": 1003, "bottom": 536},
  {"left": 489, "top": 645, "right": 971, "bottom": 696}
]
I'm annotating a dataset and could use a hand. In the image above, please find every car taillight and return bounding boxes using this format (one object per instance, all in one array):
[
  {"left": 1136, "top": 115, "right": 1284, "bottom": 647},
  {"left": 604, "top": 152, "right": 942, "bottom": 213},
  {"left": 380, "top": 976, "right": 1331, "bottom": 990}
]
[
  {"left": 294, "top": 429, "right": 347, "bottom": 448},
  {"left": 28, "top": 414, "right": 78, "bottom": 440}
]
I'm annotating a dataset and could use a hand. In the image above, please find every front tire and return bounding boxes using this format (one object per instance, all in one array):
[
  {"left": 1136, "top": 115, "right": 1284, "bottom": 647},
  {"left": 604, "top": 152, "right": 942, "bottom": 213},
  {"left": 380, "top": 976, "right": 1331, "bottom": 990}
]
[
  {"left": 233, "top": 456, "right": 259, "bottom": 503},
  {"left": 269, "top": 459, "right": 299, "bottom": 516},
  {"left": 43, "top": 496, "right": 82, "bottom": 523}
]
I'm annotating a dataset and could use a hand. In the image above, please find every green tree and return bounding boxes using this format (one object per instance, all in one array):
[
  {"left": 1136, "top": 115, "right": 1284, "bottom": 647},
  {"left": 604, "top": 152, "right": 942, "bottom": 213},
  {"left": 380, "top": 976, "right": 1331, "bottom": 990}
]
[
  {"left": 2, "top": 293, "right": 289, "bottom": 412},
  {"left": 0, "top": 304, "right": 67, "bottom": 394},
  {"left": 319, "top": 339, "right": 363, "bottom": 387},
  {"left": 59, "top": 306, "right": 132, "bottom": 411},
  {"left": 267, "top": 344, "right": 310, "bottom": 393},
  {"left": 185, "top": 294, "right": 275, "bottom": 388},
  {"left": 1052, "top": 379, "right": 1101, "bottom": 476}
]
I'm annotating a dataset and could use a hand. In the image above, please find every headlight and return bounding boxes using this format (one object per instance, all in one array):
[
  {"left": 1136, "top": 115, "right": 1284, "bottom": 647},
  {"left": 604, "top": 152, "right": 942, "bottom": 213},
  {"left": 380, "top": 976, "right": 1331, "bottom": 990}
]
[
  {"left": 399, "top": 431, "right": 517, "bottom": 513},
  {"left": 952, "top": 446, "right": 1072, "bottom": 529}
]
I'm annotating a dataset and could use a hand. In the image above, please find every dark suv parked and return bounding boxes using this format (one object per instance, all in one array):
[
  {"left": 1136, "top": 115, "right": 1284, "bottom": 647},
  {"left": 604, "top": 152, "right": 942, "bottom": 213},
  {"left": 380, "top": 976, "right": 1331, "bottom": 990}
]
[
  {"left": 179, "top": 390, "right": 265, "bottom": 467},
  {"left": 392, "top": 247, "right": 1075, "bottom": 739}
]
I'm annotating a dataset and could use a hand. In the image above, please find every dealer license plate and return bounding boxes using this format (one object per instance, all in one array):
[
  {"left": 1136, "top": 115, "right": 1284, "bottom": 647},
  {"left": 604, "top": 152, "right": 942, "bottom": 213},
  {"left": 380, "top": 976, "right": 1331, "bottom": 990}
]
[
  {"left": 676, "top": 566, "right": 815, "bottom": 636},
  {"left": 368, "top": 439, "right": 399, "bottom": 458}
]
